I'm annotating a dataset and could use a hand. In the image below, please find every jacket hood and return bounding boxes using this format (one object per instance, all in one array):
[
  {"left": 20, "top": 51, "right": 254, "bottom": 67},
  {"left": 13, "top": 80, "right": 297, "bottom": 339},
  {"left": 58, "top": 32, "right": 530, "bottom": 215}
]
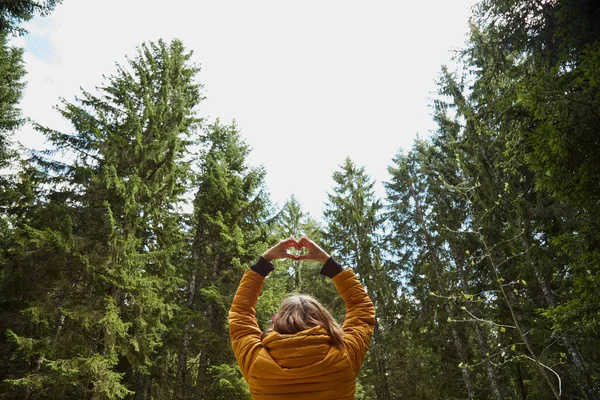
[{"left": 260, "top": 326, "right": 335, "bottom": 369}]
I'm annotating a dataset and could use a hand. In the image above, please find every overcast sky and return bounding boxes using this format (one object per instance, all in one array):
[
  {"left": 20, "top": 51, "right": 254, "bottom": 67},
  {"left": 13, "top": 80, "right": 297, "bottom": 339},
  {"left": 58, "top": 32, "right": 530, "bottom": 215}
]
[{"left": 12, "top": 0, "right": 479, "bottom": 220}]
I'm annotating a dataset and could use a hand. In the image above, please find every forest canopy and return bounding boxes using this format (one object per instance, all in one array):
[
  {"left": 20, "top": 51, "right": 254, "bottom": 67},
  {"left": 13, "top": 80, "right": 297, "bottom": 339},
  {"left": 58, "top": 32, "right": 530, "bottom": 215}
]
[{"left": 1, "top": 0, "right": 599, "bottom": 399}]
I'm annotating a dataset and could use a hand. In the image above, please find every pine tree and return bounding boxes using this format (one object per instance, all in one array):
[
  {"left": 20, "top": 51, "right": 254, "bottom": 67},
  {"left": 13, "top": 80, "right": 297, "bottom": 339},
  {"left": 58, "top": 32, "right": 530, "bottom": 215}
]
[
  {"left": 2, "top": 39, "right": 201, "bottom": 399},
  {"left": 0, "top": 31, "right": 27, "bottom": 324},
  {"left": 386, "top": 144, "right": 484, "bottom": 399},
  {"left": 449, "top": 4, "right": 600, "bottom": 393},
  {"left": 323, "top": 157, "right": 394, "bottom": 400},
  {"left": 0, "top": 31, "right": 25, "bottom": 169},
  {"left": 174, "top": 120, "right": 270, "bottom": 400}
]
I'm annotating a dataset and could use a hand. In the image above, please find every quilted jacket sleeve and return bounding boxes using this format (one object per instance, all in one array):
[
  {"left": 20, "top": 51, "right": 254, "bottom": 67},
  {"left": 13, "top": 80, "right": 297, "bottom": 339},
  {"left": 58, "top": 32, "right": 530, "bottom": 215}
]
[
  {"left": 332, "top": 268, "right": 376, "bottom": 375},
  {"left": 228, "top": 268, "right": 266, "bottom": 379}
]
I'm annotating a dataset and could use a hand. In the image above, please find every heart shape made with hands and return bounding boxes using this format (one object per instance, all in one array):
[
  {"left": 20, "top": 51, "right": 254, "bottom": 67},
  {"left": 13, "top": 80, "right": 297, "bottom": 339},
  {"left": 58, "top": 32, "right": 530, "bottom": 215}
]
[{"left": 265, "top": 236, "right": 328, "bottom": 263}]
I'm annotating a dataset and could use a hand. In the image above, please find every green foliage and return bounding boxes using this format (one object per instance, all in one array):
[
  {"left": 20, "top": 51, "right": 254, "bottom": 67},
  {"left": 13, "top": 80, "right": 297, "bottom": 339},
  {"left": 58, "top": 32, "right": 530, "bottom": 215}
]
[
  {"left": 379, "top": 1, "right": 600, "bottom": 397},
  {"left": 0, "top": 0, "right": 62, "bottom": 35},
  {"left": 0, "top": 31, "right": 25, "bottom": 143},
  {"left": 0, "top": 30, "right": 26, "bottom": 214},
  {"left": 208, "top": 364, "right": 250, "bottom": 400},
  {"left": 171, "top": 120, "right": 271, "bottom": 399},
  {"left": 2, "top": 0, "right": 600, "bottom": 398},
  {"left": 0, "top": 38, "right": 201, "bottom": 399}
]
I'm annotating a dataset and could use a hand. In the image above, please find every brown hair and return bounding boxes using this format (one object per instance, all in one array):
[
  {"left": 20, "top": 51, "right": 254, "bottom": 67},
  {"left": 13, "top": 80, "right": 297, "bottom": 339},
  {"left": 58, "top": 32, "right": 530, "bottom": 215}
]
[{"left": 263, "top": 294, "right": 345, "bottom": 349}]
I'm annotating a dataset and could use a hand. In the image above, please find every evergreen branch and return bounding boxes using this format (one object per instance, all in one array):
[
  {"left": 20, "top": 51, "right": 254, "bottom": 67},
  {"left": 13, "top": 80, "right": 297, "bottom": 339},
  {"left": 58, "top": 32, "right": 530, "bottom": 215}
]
[{"left": 560, "top": 92, "right": 600, "bottom": 122}]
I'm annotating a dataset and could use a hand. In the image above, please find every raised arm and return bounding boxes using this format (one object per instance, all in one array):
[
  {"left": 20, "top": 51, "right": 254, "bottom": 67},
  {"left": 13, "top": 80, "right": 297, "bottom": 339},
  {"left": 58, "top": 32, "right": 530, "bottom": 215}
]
[
  {"left": 228, "top": 260, "right": 269, "bottom": 379},
  {"left": 329, "top": 265, "right": 375, "bottom": 373},
  {"left": 228, "top": 238, "right": 299, "bottom": 378}
]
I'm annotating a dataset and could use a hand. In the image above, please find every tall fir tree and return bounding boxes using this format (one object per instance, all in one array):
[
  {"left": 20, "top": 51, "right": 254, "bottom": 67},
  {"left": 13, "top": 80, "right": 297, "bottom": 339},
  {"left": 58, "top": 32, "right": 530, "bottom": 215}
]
[
  {"left": 323, "top": 157, "right": 394, "bottom": 400},
  {"left": 1, "top": 39, "right": 201, "bottom": 399},
  {"left": 174, "top": 120, "right": 270, "bottom": 400},
  {"left": 0, "top": 31, "right": 25, "bottom": 169},
  {"left": 0, "top": 29, "right": 26, "bottom": 291}
]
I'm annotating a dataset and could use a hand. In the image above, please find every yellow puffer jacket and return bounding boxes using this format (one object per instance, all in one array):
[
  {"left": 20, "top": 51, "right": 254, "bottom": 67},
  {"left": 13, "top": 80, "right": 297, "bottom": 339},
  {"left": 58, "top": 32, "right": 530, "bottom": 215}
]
[{"left": 228, "top": 259, "right": 376, "bottom": 400}]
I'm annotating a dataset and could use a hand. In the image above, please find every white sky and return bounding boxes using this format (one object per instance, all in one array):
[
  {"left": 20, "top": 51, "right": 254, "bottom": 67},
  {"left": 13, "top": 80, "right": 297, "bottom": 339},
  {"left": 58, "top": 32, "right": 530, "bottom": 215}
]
[{"left": 12, "top": 0, "right": 478, "bottom": 220}]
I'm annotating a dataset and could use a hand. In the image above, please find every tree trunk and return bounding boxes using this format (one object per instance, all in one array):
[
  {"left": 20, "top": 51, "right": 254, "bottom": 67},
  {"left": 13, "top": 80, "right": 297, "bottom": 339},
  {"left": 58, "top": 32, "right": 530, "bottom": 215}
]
[
  {"left": 87, "top": 285, "right": 118, "bottom": 400},
  {"left": 515, "top": 363, "right": 528, "bottom": 400},
  {"left": 444, "top": 301, "right": 475, "bottom": 400},
  {"left": 294, "top": 259, "right": 302, "bottom": 290},
  {"left": 355, "top": 275, "right": 391, "bottom": 400},
  {"left": 473, "top": 323, "right": 503, "bottom": 400},
  {"left": 489, "top": 248, "right": 561, "bottom": 400},
  {"left": 195, "top": 254, "right": 220, "bottom": 399},
  {"left": 448, "top": 239, "right": 503, "bottom": 400},
  {"left": 458, "top": 272, "right": 501, "bottom": 398},
  {"left": 134, "top": 375, "right": 152, "bottom": 400},
  {"left": 196, "top": 349, "right": 209, "bottom": 399},
  {"left": 410, "top": 183, "right": 476, "bottom": 399},
  {"left": 174, "top": 269, "right": 197, "bottom": 399},
  {"left": 371, "top": 322, "right": 391, "bottom": 400},
  {"left": 519, "top": 228, "right": 599, "bottom": 400}
]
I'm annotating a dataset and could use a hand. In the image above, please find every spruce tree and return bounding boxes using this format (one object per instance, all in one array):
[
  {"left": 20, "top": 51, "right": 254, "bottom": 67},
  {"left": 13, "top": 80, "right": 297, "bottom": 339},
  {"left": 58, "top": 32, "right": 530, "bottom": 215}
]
[
  {"left": 323, "top": 157, "right": 393, "bottom": 400},
  {"left": 174, "top": 120, "right": 270, "bottom": 400},
  {"left": 0, "top": 31, "right": 25, "bottom": 169},
  {"left": 2, "top": 39, "right": 201, "bottom": 399}
]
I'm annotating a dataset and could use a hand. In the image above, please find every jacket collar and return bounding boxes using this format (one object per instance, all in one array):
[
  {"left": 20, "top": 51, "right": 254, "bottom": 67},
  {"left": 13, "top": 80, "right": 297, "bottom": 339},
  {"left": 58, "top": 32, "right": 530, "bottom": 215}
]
[{"left": 261, "top": 326, "right": 333, "bottom": 368}]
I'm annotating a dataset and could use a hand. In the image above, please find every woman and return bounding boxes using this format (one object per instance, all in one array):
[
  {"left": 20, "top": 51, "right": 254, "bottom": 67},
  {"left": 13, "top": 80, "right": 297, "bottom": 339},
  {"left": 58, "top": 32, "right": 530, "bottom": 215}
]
[{"left": 228, "top": 235, "right": 376, "bottom": 399}]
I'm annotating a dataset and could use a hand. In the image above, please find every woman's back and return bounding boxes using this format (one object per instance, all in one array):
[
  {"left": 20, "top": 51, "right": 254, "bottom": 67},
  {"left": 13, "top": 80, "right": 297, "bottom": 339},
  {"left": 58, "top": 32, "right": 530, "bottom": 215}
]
[
  {"left": 247, "top": 326, "right": 355, "bottom": 399},
  {"left": 228, "top": 239, "right": 375, "bottom": 400}
]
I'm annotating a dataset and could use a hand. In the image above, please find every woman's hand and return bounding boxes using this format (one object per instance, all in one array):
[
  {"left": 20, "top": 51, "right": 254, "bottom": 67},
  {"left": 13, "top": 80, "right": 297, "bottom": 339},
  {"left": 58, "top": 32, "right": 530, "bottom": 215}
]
[
  {"left": 262, "top": 237, "right": 301, "bottom": 262},
  {"left": 296, "top": 235, "right": 330, "bottom": 264}
]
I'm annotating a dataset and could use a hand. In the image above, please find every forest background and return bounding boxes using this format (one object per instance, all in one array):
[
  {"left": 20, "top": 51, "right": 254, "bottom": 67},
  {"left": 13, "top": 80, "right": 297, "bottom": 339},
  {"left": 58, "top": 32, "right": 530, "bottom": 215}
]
[{"left": 1, "top": 0, "right": 599, "bottom": 399}]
